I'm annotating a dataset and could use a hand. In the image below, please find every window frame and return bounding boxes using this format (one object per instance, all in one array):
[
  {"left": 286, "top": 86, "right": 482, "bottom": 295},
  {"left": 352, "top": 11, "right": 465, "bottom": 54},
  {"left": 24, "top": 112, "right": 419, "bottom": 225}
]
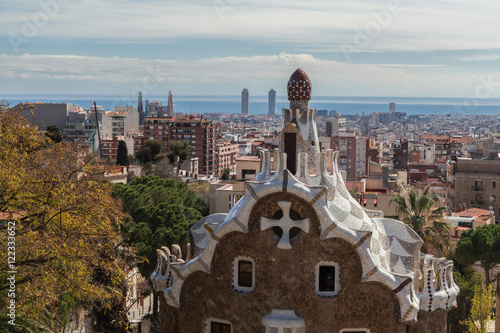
[
  {"left": 205, "top": 318, "right": 232, "bottom": 333},
  {"left": 232, "top": 256, "right": 255, "bottom": 293},
  {"left": 315, "top": 261, "right": 341, "bottom": 297}
]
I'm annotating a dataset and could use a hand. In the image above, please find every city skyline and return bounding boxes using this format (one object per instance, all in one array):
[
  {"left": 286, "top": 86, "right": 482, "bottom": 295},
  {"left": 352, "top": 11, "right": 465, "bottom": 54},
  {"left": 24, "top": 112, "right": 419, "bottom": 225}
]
[{"left": 1, "top": 0, "right": 499, "bottom": 98}]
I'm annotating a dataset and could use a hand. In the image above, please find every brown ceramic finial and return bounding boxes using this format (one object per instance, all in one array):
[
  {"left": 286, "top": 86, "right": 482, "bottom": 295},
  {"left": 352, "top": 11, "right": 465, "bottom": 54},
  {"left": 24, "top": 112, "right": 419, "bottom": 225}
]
[{"left": 287, "top": 68, "right": 312, "bottom": 101}]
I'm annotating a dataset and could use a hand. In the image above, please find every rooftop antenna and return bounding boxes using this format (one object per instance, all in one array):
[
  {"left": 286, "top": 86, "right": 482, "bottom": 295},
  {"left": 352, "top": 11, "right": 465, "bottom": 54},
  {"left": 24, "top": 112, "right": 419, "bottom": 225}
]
[{"left": 93, "top": 101, "right": 102, "bottom": 158}]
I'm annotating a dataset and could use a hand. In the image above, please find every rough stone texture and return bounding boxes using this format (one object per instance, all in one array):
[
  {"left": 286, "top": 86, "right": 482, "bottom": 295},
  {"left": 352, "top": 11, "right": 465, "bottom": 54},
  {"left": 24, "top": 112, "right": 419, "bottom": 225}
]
[
  {"left": 159, "top": 295, "right": 178, "bottom": 333},
  {"left": 160, "top": 192, "right": 447, "bottom": 332},
  {"left": 409, "top": 310, "right": 448, "bottom": 333}
]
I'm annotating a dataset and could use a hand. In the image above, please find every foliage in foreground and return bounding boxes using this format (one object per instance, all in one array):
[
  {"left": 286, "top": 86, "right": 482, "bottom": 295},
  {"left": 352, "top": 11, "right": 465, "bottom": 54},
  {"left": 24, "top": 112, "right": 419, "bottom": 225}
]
[
  {"left": 463, "top": 282, "right": 495, "bottom": 333},
  {"left": 0, "top": 104, "right": 131, "bottom": 331},
  {"left": 113, "top": 175, "right": 208, "bottom": 278},
  {"left": 447, "top": 258, "right": 484, "bottom": 333},
  {"left": 454, "top": 223, "right": 500, "bottom": 285}
]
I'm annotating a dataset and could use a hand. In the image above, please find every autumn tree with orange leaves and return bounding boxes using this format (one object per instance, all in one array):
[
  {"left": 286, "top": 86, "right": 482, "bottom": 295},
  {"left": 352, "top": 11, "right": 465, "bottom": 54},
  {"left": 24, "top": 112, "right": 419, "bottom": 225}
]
[{"left": 0, "top": 103, "right": 132, "bottom": 332}]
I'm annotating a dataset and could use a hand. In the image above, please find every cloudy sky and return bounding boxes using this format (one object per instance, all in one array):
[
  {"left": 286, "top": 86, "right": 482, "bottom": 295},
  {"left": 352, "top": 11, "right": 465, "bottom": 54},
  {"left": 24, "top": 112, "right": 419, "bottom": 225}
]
[{"left": 1, "top": 0, "right": 500, "bottom": 98}]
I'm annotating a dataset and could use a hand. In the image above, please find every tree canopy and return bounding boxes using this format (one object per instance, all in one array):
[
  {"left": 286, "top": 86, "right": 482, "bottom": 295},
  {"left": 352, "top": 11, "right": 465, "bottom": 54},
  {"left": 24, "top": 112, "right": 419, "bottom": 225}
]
[
  {"left": 447, "top": 255, "right": 485, "bottom": 332},
  {"left": 219, "top": 167, "right": 231, "bottom": 180},
  {"left": 45, "top": 125, "right": 62, "bottom": 143},
  {"left": 391, "top": 185, "right": 450, "bottom": 255},
  {"left": 135, "top": 139, "right": 163, "bottom": 164},
  {"left": 463, "top": 283, "right": 495, "bottom": 333},
  {"left": 117, "top": 140, "right": 129, "bottom": 166},
  {"left": 113, "top": 175, "right": 208, "bottom": 278},
  {"left": 167, "top": 140, "right": 190, "bottom": 165},
  {"left": 454, "top": 223, "right": 500, "bottom": 285},
  {"left": 0, "top": 104, "right": 130, "bottom": 331}
]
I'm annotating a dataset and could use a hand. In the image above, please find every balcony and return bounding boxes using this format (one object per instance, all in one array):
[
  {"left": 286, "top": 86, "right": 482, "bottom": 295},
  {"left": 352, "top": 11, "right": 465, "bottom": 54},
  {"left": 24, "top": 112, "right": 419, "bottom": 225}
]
[{"left": 471, "top": 186, "right": 485, "bottom": 192}]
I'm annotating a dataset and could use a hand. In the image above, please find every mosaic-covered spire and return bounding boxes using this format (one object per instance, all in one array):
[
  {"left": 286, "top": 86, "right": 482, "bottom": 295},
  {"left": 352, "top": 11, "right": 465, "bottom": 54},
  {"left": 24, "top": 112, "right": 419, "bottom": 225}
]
[{"left": 287, "top": 68, "right": 312, "bottom": 102}]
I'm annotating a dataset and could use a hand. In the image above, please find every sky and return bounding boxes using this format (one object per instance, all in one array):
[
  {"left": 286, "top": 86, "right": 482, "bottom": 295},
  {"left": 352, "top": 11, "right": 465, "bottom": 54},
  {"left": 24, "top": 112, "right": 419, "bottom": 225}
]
[{"left": 1, "top": 0, "right": 500, "bottom": 98}]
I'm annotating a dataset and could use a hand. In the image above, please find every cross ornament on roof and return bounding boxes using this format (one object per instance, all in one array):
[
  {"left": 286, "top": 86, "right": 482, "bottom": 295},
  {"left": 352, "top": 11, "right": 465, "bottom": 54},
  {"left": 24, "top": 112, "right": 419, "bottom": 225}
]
[{"left": 260, "top": 201, "right": 310, "bottom": 250}]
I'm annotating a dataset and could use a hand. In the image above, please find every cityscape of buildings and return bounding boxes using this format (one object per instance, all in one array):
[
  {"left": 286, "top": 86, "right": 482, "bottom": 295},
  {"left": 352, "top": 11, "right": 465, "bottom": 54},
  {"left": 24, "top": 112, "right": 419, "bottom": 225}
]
[
  {"left": 16, "top": 89, "right": 500, "bottom": 227},
  {"left": 12, "top": 81, "right": 500, "bottom": 331},
  {"left": 4, "top": 0, "right": 500, "bottom": 331}
]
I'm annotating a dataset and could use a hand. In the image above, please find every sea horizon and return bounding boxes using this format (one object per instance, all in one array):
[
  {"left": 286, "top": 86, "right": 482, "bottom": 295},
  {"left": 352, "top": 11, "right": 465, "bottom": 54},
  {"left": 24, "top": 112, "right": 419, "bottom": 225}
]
[{"left": 3, "top": 94, "right": 500, "bottom": 116}]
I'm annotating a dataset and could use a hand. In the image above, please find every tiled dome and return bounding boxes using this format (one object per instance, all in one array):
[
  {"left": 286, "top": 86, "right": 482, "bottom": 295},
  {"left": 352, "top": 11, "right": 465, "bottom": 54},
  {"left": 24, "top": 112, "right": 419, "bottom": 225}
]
[{"left": 287, "top": 68, "right": 312, "bottom": 101}]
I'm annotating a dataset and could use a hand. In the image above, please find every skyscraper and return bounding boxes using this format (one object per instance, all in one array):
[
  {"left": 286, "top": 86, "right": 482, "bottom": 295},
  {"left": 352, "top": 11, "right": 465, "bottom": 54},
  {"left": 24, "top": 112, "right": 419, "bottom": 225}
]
[
  {"left": 268, "top": 89, "right": 276, "bottom": 115},
  {"left": 389, "top": 102, "right": 396, "bottom": 113},
  {"left": 138, "top": 92, "right": 145, "bottom": 125},
  {"left": 167, "top": 90, "right": 174, "bottom": 117},
  {"left": 241, "top": 88, "right": 249, "bottom": 115}
]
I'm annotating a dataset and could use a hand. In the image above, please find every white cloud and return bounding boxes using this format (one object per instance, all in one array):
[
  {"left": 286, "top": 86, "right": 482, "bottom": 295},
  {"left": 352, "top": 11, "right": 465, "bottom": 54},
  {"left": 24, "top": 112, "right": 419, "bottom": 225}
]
[
  {"left": 457, "top": 54, "right": 500, "bottom": 62},
  {"left": 1, "top": 52, "right": 499, "bottom": 97},
  {"left": 1, "top": 0, "right": 499, "bottom": 53}
]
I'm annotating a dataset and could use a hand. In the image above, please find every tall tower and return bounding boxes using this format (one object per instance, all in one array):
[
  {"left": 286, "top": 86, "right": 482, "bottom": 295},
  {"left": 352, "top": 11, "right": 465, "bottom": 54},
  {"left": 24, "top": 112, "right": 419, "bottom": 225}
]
[
  {"left": 138, "top": 92, "right": 145, "bottom": 125},
  {"left": 268, "top": 89, "right": 276, "bottom": 116},
  {"left": 241, "top": 88, "right": 249, "bottom": 115},
  {"left": 279, "top": 68, "right": 319, "bottom": 175},
  {"left": 167, "top": 90, "right": 174, "bottom": 117},
  {"left": 145, "top": 100, "right": 150, "bottom": 117},
  {"left": 389, "top": 102, "right": 396, "bottom": 113}
]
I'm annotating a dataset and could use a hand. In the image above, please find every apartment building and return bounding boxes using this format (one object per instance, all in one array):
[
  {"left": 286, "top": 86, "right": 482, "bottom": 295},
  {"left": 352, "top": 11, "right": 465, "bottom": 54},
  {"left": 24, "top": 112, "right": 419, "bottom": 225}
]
[
  {"left": 330, "top": 132, "right": 375, "bottom": 180},
  {"left": 143, "top": 116, "right": 218, "bottom": 175},
  {"left": 217, "top": 139, "right": 238, "bottom": 174},
  {"left": 101, "top": 135, "right": 144, "bottom": 163},
  {"left": 450, "top": 157, "right": 500, "bottom": 224}
]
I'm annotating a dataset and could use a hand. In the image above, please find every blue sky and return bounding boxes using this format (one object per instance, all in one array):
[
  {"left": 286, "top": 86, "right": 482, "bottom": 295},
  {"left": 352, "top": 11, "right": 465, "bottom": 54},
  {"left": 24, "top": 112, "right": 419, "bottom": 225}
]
[{"left": 1, "top": 0, "right": 500, "bottom": 98}]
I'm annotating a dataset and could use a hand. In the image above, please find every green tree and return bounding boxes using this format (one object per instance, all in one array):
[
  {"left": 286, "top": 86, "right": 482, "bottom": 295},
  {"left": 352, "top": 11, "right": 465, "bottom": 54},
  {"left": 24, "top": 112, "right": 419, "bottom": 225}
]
[
  {"left": 113, "top": 175, "right": 207, "bottom": 329},
  {"left": 447, "top": 257, "right": 484, "bottom": 332},
  {"left": 45, "top": 125, "right": 62, "bottom": 143},
  {"left": 113, "top": 175, "right": 208, "bottom": 278},
  {"left": 219, "top": 167, "right": 231, "bottom": 180},
  {"left": 117, "top": 140, "right": 129, "bottom": 166},
  {"left": 454, "top": 224, "right": 500, "bottom": 285},
  {"left": 0, "top": 104, "right": 130, "bottom": 331},
  {"left": 167, "top": 140, "right": 190, "bottom": 166},
  {"left": 390, "top": 185, "right": 450, "bottom": 255},
  {"left": 463, "top": 283, "right": 495, "bottom": 333},
  {"left": 135, "top": 139, "right": 163, "bottom": 164}
]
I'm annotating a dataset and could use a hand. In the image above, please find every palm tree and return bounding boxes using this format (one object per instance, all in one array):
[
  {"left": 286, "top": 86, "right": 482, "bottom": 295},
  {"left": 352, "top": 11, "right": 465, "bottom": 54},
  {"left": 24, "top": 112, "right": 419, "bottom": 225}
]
[{"left": 391, "top": 185, "right": 451, "bottom": 256}]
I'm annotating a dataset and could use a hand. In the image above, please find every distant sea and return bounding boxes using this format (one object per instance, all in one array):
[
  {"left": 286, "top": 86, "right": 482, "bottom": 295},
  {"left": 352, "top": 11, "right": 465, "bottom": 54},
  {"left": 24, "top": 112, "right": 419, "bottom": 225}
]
[{"left": 3, "top": 94, "right": 500, "bottom": 116}]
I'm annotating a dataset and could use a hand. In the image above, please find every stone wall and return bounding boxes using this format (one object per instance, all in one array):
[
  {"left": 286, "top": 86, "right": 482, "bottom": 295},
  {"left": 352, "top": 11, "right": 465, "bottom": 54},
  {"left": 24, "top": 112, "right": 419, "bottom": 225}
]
[{"left": 160, "top": 192, "right": 447, "bottom": 332}]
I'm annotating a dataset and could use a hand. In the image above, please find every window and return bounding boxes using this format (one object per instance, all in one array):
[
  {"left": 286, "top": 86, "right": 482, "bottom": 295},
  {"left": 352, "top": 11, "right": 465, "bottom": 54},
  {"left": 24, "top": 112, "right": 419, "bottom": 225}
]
[
  {"left": 492, "top": 181, "right": 497, "bottom": 189},
  {"left": 262, "top": 310, "right": 304, "bottom": 333},
  {"left": 339, "top": 330, "right": 370, "bottom": 333},
  {"left": 206, "top": 319, "right": 232, "bottom": 333},
  {"left": 232, "top": 257, "right": 255, "bottom": 293},
  {"left": 238, "top": 261, "right": 253, "bottom": 287},
  {"left": 242, "top": 169, "right": 256, "bottom": 179},
  {"left": 315, "top": 261, "right": 341, "bottom": 297}
]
